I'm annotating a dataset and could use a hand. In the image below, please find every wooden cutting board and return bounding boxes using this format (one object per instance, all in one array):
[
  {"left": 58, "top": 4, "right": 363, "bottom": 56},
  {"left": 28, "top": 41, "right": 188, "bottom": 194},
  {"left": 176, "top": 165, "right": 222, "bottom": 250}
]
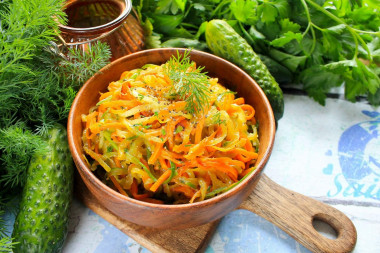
[
  {"left": 75, "top": 172, "right": 357, "bottom": 253},
  {"left": 75, "top": 174, "right": 219, "bottom": 253}
]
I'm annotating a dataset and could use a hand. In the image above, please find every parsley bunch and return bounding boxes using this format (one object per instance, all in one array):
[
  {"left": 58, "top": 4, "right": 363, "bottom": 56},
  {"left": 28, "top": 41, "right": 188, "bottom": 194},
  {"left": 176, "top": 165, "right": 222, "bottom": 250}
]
[{"left": 133, "top": 0, "right": 380, "bottom": 105}]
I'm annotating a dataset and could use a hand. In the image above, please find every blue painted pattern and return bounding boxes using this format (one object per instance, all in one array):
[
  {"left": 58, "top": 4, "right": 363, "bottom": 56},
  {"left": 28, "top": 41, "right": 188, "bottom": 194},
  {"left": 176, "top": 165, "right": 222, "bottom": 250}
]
[
  {"left": 206, "top": 210, "right": 310, "bottom": 253},
  {"left": 326, "top": 111, "right": 380, "bottom": 200}
]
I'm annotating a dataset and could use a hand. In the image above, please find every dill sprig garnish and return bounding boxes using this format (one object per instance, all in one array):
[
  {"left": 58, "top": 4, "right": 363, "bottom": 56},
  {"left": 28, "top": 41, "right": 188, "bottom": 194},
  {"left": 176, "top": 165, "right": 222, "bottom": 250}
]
[{"left": 165, "top": 50, "right": 211, "bottom": 114}]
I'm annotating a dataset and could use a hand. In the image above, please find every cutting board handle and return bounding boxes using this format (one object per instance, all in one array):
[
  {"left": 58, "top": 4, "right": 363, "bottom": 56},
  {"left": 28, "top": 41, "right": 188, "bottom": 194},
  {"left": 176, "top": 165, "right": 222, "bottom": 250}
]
[{"left": 239, "top": 174, "right": 357, "bottom": 253}]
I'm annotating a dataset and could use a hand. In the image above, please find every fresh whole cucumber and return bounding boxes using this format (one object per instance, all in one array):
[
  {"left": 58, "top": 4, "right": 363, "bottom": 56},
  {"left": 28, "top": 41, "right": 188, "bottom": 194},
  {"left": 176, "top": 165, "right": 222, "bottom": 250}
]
[
  {"left": 205, "top": 19, "right": 284, "bottom": 121},
  {"left": 12, "top": 124, "right": 74, "bottom": 253}
]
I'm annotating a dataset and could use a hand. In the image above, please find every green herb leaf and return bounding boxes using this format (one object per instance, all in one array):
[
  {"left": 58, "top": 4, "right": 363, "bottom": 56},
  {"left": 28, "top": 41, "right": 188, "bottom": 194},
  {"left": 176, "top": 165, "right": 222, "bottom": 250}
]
[
  {"left": 152, "top": 14, "right": 184, "bottom": 33},
  {"left": 165, "top": 50, "right": 211, "bottom": 114},
  {"left": 258, "top": 3, "right": 278, "bottom": 23},
  {"left": 164, "top": 161, "right": 177, "bottom": 184},
  {"left": 142, "top": 18, "right": 162, "bottom": 49},
  {"left": 279, "top": 18, "right": 301, "bottom": 33},
  {"left": 134, "top": 0, "right": 380, "bottom": 106},
  {"left": 174, "top": 125, "right": 183, "bottom": 134},
  {"left": 300, "top": 65, "right": 341, "bottom": 105},
  {"left": 230, "top": 0, "right": 257, "bottom": 25},
  {"left": 138, "top": 94, "right": 145, "bottom": 101},
  {"left": 270, "top": 31, "right": 303, "bottom": 47},
  {"left": 156, "top": 0, "right": 187, "bottom": 14},
  {"left": 269, "top": 49, "right": 307, "bottom": 72}
]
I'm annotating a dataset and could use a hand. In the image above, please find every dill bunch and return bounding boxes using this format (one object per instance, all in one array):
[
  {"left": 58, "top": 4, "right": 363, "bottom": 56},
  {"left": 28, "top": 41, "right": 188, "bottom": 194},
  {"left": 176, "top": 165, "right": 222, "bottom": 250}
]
[
  {"left": 0, "top": 0, "right": 66, "bottom": 128},
  {"left": 164, "top": 50, "right": 211, "bottom": 114},
  {"left": 0, "top": 123, "right": 46, "bottom": 194},
  {"left": 0, "top": 0, "right": 111, "bottom": 250},
  {"left": 0, "top": 0, "right": 111, "bottom": 197}
]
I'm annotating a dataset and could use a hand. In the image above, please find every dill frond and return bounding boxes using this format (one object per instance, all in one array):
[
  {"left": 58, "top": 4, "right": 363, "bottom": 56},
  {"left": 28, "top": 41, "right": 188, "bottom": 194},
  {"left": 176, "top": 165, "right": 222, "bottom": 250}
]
[
  {"left": 164, "top": 50, "right": 211, "bottom": 114},
  {"left": 60, "top": 42, "right": 112, "bottom": 88},
  {"left": 0, "top": 0, "right": 67, "bottom": 128},
  {"left": 0, "top": 0, "right": 66, "bottom": 75},
  {"left": 0, "top": 236, "right": 18, "bottom": 253},
  {"left": 0, "top": 124, "right": 45, "bottom": 188},
  {"left": 0, "top": 0, "right": 110, "bottom": 198}
]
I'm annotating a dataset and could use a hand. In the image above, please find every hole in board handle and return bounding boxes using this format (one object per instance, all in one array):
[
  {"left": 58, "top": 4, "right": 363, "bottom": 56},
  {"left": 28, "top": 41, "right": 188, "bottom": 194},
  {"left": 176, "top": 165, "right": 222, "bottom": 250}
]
[{"left": 312, "top": 216, "right": 338, "bottom": 240}]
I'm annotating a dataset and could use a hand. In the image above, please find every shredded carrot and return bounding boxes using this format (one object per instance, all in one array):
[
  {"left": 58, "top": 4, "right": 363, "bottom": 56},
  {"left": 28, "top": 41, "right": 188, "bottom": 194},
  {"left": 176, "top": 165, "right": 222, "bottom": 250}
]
[
  {"left": 145, "top": 128, "right": 162, "bottom": 136},
  {"left": 130, "top": 180, "right": 151, "bottom": 200},
  {"left": 172, "top": 185, "right": 195, "bottom": 198},
  {"left": 234, "top": 97, "right": 245, "bottom": 105},
  {"left": 150, "top": 170, "right": 171, "bottom": 192},
  {"left": 110, "top": 176, "right": 128, "bottom": 196},
  {"left": 85, "top": 111, "right": 98, "bottom": 129},
  {"left": 158, "top": 157, "right": 168, "bottom": 170},
  {"left": 226, "top": 104, "right": 241, "bottom": 115},
  {"left": 228, "top": 148, "right": 258, "bottom": 162},
  {"left": 240, "top": 104, "right": 255, "bottom": 120},
  {"left": 86, "top": 137, "right": 92, "bottom": 148},
  {"left": 113, "top": 157, "right": 121, "bottom": 168},
  {"left": 245, "top": 138, "right": 254, "bottom": 152},
  {"left": 99, "top": 122, "right": 125, "bottom": 131},
  {"left": 81, "top": 60, "right": 260, "bottom": 204},
  {"left": 99, "top": 91, "right": 114, "bottom": 101},
  {"left": 99, "top": 100, "right": 140, "bottom": 111},
  {"left": 148, "top": 141, "right": 164, "bottom": 165},
  {"left": 241, "top": 167, "right": 254, "bottom": 177},
  {"left": 167, "top": 101, "right": 186, "bottom": 111},
  {"left": 194, "top": 115, "right": 205, "bottom": 144},
  {"left": 167, "top": 116, "right": 185, "bottom": 150},
  {"left": 197, "top": 159, "right": 238, "bottom": 181},
  {"left": 161, "top": 151, "right": 183, "bottom": 165}
]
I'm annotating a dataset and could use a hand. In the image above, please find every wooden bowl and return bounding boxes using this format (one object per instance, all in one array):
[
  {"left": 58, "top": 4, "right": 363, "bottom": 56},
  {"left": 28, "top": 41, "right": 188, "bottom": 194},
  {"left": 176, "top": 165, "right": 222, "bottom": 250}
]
[
  {"left": 68, "top": 48, "right": 275, "bottom": 229},
  {"left": 68, "top": 48, "right": 357, "bottom": 253}
]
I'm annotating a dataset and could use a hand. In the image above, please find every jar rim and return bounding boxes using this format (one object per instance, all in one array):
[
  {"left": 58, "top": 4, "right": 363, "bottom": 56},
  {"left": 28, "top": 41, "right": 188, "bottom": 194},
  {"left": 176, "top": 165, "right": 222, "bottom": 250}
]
[{"left": 59, "top": 0, "right": 132, "bottom": 35}]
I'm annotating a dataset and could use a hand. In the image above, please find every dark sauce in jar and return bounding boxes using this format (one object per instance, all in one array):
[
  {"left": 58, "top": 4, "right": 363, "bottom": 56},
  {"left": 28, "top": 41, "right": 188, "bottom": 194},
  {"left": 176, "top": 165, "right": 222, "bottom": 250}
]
[{"left": 65, "top": 1, "right": 121, "bottom": 28}]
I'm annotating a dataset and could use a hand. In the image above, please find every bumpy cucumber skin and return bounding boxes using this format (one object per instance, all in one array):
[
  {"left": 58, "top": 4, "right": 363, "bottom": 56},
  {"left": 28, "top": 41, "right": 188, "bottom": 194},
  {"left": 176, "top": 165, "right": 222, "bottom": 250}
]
[
  {"left": 206, "top": 19, "right": 284, "bottom": 121},
  {"left": 12, "top": 124, "right": 74, "bottom": 253}
]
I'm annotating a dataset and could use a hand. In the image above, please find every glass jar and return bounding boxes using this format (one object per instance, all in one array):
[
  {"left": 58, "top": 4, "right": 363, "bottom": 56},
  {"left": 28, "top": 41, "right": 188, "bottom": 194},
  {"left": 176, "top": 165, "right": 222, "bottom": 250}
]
[{"left": 59, "top": 0, "right": 145, "bottom": 61}]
